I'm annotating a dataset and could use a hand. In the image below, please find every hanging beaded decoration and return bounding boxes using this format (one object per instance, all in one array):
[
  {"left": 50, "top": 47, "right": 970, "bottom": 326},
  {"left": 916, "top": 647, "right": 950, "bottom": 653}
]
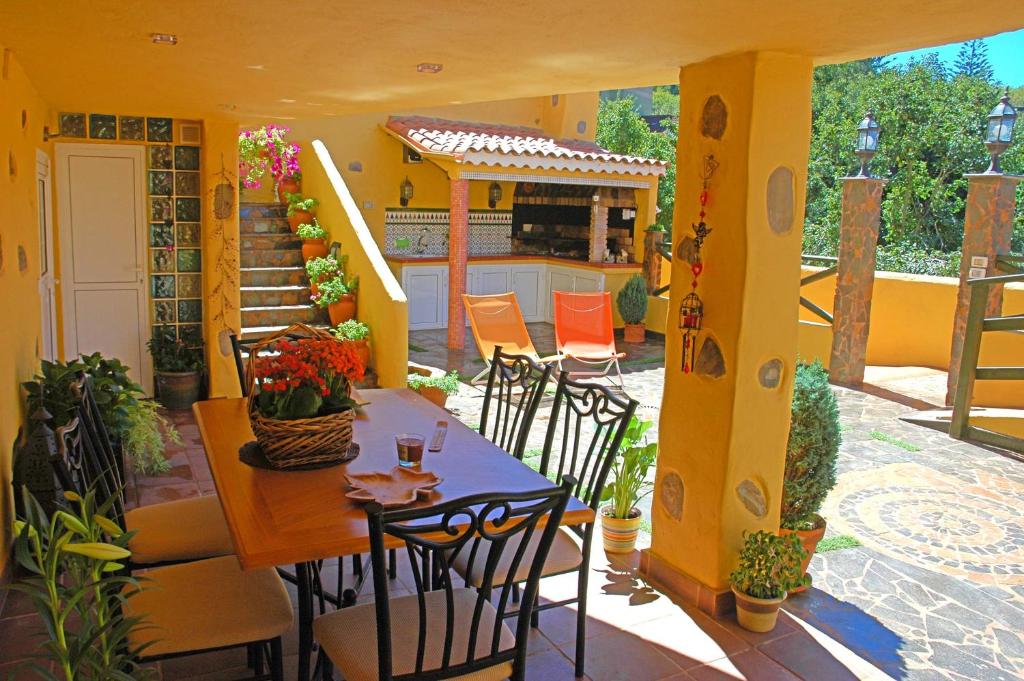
[{"left": 679, "top": 155, "right": 718, "bottom": 373}]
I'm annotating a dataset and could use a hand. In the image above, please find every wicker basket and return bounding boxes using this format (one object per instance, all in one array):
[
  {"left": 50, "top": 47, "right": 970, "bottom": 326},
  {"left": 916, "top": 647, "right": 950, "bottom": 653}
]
[{"left": 247, "top": 323, "right": 356, "bottom": 469}]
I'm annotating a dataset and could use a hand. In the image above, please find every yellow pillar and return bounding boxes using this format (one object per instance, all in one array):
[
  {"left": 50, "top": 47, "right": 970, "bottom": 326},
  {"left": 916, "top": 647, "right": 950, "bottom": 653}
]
[{"left": 641, "top": 52, "right": 813, "bottom": 615}]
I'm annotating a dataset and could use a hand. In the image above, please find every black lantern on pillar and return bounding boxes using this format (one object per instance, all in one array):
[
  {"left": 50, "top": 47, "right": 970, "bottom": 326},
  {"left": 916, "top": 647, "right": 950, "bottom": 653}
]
[
  {"left": 678, "top": 291, "right": 704, "bottom": 374},
  {"left": 399, "top": 176, "right": 414, "bottom": 207},
  {"left": 854, "top": 111, "right": 881, "bottom": 178},
  {"left": 984, "top": 90, "right": 1017, "bottom": 174},
  {"left": 488, "top": 181, "right": 502, "bottom": 209}
]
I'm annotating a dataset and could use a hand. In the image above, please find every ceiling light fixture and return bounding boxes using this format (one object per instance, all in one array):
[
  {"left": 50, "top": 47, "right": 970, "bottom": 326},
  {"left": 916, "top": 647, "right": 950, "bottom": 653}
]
[
  {"left": 151, "top": 33, "right": 178, "bottom": 45},
  {"left": 416, "top": 62, "right": 443, "bottom": 74}
]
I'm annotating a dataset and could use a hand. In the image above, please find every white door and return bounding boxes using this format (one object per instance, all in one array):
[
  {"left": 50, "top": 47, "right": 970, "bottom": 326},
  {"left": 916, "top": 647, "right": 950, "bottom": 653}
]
[
  {"left": 404, "top": 267, "right": 447, "bottom": 330},
  {"left": 511, "top": 266, "right": 543, "bottom": 322},
  {"left": 56, "top": 143, "right": 152, "bottom": 392},
  {"left": 36, "top": 150, "right": 58, "bottom": 361}
]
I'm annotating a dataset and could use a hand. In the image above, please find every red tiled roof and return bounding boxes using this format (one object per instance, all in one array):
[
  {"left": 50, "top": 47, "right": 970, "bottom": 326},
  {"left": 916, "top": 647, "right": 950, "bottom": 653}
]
[{"left": 384, "top": 116, "right": 666, "bottom": 177}]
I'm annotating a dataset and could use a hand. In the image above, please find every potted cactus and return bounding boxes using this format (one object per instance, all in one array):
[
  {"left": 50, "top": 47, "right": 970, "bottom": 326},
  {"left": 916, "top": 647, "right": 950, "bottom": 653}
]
[
  {"left": 617, "top": 273, "right": 648, "bottom": 344},
  {"left": 599, "top": 416, "right": 657, "bottom": 553},
  {"left": 332, "top": 319, "right": 371, "bottom": 369},
  {"left": 286, "top": 193, "right": 319, "bottom": 232},
  {"left": 779, "top": 361, "right": 841, "bottom": 591},
  {"left": 297, "top": 219, "right": 329, "bottom": 261},
  {"left": 730, "top": 531, "right": 809, "bottom": 632}
]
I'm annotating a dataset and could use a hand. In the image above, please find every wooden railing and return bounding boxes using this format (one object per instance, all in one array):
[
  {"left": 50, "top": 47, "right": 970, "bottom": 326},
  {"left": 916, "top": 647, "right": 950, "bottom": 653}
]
[
  {"left": 949, "top": 258, "right": 1024, "bottom": 453},
  {"left": 799, "top": 254, "right": 838, "bottom": 326}
]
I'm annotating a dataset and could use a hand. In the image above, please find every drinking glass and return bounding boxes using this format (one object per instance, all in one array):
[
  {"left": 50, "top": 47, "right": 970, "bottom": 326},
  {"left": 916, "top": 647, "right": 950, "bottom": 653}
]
[{"left": 395, "top": 433, "right": 425, "bottom": 468}]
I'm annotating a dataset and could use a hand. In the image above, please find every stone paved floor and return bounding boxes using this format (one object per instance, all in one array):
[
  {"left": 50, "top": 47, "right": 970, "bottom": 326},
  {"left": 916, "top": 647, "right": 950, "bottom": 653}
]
[{"left": 412, "top": 323, "right": 1024, "bottom": 681}]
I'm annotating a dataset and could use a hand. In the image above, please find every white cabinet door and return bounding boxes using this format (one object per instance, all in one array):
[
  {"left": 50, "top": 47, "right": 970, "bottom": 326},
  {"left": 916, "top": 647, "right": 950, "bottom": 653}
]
[
  {"left": 547, "top": 268, "right": 574, "bottom": 322},
  {"left": 573, "top": 271, "right": 603, "bottom": 293},
  {"left": 511, "top": 266, "right": 544, "bottom": 322},
  {"left": 404, "top": 266, "right": 447, "bottom": 330},
  {"left": 473, "top": 266, "right": 511, "bottom": 296}
]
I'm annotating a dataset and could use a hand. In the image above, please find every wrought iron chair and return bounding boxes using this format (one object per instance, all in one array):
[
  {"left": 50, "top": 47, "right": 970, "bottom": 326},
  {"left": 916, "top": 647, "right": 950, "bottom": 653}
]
[
  {"left": 455, "top": 371, "right": 638, "bottom": 677},
  {"left": 314, "top": 477, "right": 575, "bottom": 681},
  {"left": 479, "top": 346, "right": 554, "bottom": 460},
  {"left": 51, "top": 417, "right": 292, "bottom": 681}
]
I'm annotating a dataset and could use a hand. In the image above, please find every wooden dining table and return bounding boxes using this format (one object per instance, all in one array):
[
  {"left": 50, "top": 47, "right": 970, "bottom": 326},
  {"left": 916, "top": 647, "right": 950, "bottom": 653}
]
[{"left": 194, "top": 388, "right": 594, "bottom": 681}]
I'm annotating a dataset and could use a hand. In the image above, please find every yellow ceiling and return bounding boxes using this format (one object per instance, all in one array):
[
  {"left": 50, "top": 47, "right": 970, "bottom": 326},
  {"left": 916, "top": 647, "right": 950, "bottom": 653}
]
[{"left": 1, "top": 1, "right": 1022, "bottom": 120}]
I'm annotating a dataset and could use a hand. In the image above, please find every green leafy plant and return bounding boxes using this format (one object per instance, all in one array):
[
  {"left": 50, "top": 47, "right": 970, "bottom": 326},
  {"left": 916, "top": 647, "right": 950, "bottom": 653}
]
[
  {"left": 332, "top": 319, "right": 370, "bottom": 341},
  {"left": 313, "top": 276, "right": 357, "bottom": 307},
  {"left": 305, "top": 255, "right": 341, "bottom": 285},
  {"left": 645, "top": 223, "right": 666, "bottom": 232},
  {"left": 600, "top": 416, "right": 658, "bottom": 519},
  {"left": 285, "top": 192, "right": 320, "bottom": 216},
  {"left": 296, "top": 220, "right": 326, "bottom": 240},
  {"left": 147, "top": 329, "right": 205, "bottom": 373},
  {"left": 407, "top": 370, "right": 461, "bottom": 396},
  {"left": 730, "top": 530, "right": 809, "bottom": 599},
  {"left": 23, "top": 360, "right": 86, "bottom": 429},
  {"left": 5, "top": 487, "right": 152, "bottom": 680},
  {"left": 780, "top": 361, "right": 841, "bottom": 531},
  {"left": 616, "top": 274, "right": 648, "bottom": 325},
  {"left": 238, "top": 124, "right": 300, "bottom": 189}
]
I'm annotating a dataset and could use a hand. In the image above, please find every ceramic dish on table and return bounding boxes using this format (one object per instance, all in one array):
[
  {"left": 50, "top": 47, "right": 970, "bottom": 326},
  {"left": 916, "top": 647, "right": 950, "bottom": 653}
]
[{"left": 345, "top": 466, "right": 443, "bottom": 508}]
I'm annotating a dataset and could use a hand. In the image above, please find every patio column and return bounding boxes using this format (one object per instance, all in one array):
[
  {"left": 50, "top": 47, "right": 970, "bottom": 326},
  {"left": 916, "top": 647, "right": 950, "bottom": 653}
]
[
  {"left": 448, "top": 176, "right": 469, "bottom": 349},
  {"left": 641, "top": 52, "right": 813, "bottom": 616},
  {"left": 946, "top": 173, "right": 1021, "bottom": 404},
  {"left": 589, "top": 196, "right": 609, "bottom": 263},
  {"left": 828, "top": 176, "right": 886, "bottom": 386}
]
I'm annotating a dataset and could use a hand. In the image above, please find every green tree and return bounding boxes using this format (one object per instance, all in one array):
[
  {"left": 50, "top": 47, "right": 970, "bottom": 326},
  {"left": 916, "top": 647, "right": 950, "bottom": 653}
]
[
  {"left": 954, "top": 40, "right": 994, "bottom": 81},
  {"left": 651, "top": 86, "right": 679, "bottom": 116}
]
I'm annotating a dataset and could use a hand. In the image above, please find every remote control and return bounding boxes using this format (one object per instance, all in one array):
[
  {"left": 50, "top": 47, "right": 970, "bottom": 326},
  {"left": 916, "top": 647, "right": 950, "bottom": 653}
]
[{"left": 429, "top": 421, "right": 448, "bottom": 452}]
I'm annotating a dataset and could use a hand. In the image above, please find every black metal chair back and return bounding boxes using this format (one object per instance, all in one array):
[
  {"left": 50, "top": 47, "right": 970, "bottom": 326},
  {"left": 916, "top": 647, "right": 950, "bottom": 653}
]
[
  {"left": 479, "top": 346, "right": 553, "bottom": 460},
  {"left": 540, "top": 371, "right": 638, "bottom": 514},
  {"left": 366, "top": 477, "right": 574, "bottom": 681},
  {"left": 64, "top": 375, "right": 127, "bottom": 522}
]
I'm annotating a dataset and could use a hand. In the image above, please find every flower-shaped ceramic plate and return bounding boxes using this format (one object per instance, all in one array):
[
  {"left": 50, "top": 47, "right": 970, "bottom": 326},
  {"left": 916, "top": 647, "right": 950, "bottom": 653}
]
[{"left": 345, "top": 466, "right": 443, "bottom": 508}]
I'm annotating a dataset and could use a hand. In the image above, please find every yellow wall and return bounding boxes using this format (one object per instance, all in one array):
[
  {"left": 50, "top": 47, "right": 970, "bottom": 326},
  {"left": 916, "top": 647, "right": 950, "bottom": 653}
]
[{"left": 0, "top": 44, "right": 52, "bottom": 580}]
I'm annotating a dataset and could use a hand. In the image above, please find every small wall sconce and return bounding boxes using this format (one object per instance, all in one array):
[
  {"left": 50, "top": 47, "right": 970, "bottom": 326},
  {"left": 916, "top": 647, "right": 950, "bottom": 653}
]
[
  {"left": 984, "top": 89, "right": 1016, "bottom": 174},
  {"left": 854, "top": 111, "right": 881, "bottom": 178},
  {"left": 488, "top": 181, "right": 502, "bottom": 209},
  {"left": 400, "top": 176, "right": 414, "bottom": 207}
]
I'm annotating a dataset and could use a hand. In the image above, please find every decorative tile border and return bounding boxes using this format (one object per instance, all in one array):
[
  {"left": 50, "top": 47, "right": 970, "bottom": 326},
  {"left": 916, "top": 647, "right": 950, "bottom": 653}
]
[{"left": 384, "top": 208, "right": 512, "bottom": 256}]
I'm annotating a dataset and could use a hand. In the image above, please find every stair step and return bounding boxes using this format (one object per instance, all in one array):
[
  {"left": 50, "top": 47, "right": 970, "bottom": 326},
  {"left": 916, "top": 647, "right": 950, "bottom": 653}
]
[
  {"left": 241, "top": 249, "right": 305, "bottom": 268},
  {"left": 240, "top": 233, "right": 302, "bottom": 251},
  {"left": 239, "top": 203, "right": 288, "bottom": 219},
  {"left": 241, "top": 285, "right": 311, "bottom": 308},
  {"left": 240, "top": 266, "right": 309, "bottom": 287},
  {"left": 240, "top": 323, "right": 331, "bottom": 341},
  {"left": 241, "top": 304, "right": 328, "bottom": 328},
  {"left": 240, "top": 217, "right": 292, "bottom": 235}
]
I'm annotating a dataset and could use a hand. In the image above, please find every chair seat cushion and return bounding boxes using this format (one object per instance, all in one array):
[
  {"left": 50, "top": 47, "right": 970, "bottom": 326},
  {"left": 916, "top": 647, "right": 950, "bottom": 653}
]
[
  {"left": 126, "top": 555, "right": 293, "bottom": 657},
  {"left": 314, "top": 588, "right": 514, "bottom": 681},
  {"left": 125, "top": 495, "right": 234, "bottom": 565},
  {"left": 560, "top": 341, "right": 624, "bottom": 360},
  {"left": 452, "top": 527, "right": 583, "bottom": 588}
]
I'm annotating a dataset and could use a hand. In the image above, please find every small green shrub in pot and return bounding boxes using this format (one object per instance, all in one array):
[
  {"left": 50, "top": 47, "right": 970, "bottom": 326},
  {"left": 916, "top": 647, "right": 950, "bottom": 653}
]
[
  {"left": 407, "top": 370, "right": 460, "bottom": 408},
  {"left": 147, "top": 328, "right": 205, "bottom": 411},
  {"left": 333, "top": 319, "right": 371, "bottom": 368},
  {"left": 285, "top": 192, "right": 320, "bottom": 216},
  {"left": 599, "top": 415, "right": 657, "bottom": 553},
  {"left": 616, "top": 273, "right": 649, "bottom": 343},
  {"left": 296, "top": 220, "right": 327, "bottom": 241},
  {"left": 729, "top": 530, "right": 808, "bottom": 632},
  {"left": 305, "top": 255, "right": 341, "bottom": 286}
]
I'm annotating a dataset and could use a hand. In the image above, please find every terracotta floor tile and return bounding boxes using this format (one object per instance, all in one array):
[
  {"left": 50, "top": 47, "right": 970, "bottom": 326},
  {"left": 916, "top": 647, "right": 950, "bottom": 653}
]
[
  {"left": 159, "top": 645, "right": 248, "bottom": 679},
  {"left": 559, "top": 625, "right": 683, "bottom": 681},
  {"left": 758, "top": 632, "right": 870, "bottom": 681},
  {"left": 0, "top": 589, "right": 37, "bottom": 619},
  {"left": 133, "top": 463, "right": 196, "bottom": 487},
  {"left": 535, "top": 602, "right": 619, "bottom": 646},
  {"left": 136, "top": 482, "right": 200, "bottom": 505},
  {"left": 713, "top": 608, "right": 799, "bottom": 647},
  {"left": 525, "top": 647, "right": 581, "bottom": 681},
  {"left": 0, "top": 660, "right": 56, "bottom": 680},
  {"left": 628, "top": 613, "right": 748, "bottom": 670},
  {"left": 0, "top": 614, "right": 49, "bottom": 665},
  {"left": 686, "top": 649, "right": 801, "bottom": 681}
]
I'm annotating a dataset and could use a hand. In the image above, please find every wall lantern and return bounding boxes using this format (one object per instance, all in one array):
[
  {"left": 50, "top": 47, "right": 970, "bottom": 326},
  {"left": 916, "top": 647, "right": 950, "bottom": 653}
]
[
  {"left": 488, "top": 181, "right": 502, "bottom": 209},
  {"left": 854, "top": 111, "right": 881, "bottom": 178},
  {"left": 400, "top": 176, "right": 414, "bottom": 207},
  {"left": 984, "top": 89, "right": 1017, "bottom": 174}
]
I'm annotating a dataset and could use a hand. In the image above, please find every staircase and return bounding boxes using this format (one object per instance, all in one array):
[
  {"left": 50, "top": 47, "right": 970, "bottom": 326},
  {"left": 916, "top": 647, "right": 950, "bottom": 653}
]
[{"left": 239, "top": 202, "right": 328, "bottom": 339}]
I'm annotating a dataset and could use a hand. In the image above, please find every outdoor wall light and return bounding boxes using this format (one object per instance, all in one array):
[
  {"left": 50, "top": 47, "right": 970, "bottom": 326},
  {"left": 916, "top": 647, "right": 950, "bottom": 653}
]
[
  {"left": 854, "top": 111, "right": 881, "bottom": 178},
  {"left": 488, "top": 181, "right": 502, "bottom": 208},
  {"left": 400, "top": 176, "right": 414, "bottom": 207},
  {"left": 984, "top": 89, "right": 1017, "bottom": 174}
]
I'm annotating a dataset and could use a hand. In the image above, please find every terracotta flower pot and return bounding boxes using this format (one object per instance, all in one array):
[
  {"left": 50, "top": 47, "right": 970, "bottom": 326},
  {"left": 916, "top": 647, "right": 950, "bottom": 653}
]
[
  {"left": 780, "top": 514, "right": 826, "bottom": 593},
  {"left": 600, "top": 506, "right": 642, "bottom": 554},
  {"left": 288, "top": 210, "right": 313, "bottom": 232},
  {"left": 342, "top": 339, "right": 371, "bottom": 369},
  {"left": 414, "top": 385, "right": 448, "bottom": 409},
  {"left": 328, "top": 293, "right": 357, "bottom": 326},
  {"left": 732, "top": 586, "right": 785, "bottom": 633},
  {"left": 277, "top": 177, "right": 300, "bottom": 203},
  {"left": 155, "top": 371, "right": 202, "bottom": 411},
  {"left": 302, "top": 238, "right": 329, "bottom": 262},
  {"left": 623, "top": 323, "right": 646, "bottom": 344}
]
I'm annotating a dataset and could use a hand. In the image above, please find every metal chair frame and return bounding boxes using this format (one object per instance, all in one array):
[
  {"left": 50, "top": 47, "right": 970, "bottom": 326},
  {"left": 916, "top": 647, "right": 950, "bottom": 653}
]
[{"left": 479, "top": 346, "right": 554, "bottom": 460}]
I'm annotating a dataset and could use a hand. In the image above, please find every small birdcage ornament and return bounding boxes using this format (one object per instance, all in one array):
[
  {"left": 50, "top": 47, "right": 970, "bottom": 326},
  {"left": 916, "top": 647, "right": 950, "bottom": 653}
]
[{"left": 679, "top": 291, "right": 703, "bottom": 373}]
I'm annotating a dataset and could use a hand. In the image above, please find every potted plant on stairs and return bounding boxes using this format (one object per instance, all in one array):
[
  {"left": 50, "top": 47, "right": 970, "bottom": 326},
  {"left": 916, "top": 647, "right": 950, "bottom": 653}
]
[
  {"left": 617, "top": 273, "right": 648, "bottom": 344},
  {"left": 730, "top": 530, "right": 809, "bottom": 632},
  {"left": 779, "top": 360, "right": 841, "bottom": 592},
  {"left": 332, "top": 319, "right": 371, "bottom": 369},
  {"left": 147, "top": 327, "right": 205, "bottom": 411},
  {"left": 286, "top": 193, "right": 320, "bottom": 232},
  {"left": 599, "top": 415, "right": 658, "bottom": 553},
  {"left": 297, "top": 219, "right": 329, "bottom": 261}
]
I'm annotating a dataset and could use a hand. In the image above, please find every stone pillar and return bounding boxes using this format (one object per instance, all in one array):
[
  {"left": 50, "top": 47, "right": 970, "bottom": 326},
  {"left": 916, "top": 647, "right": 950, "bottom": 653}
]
[
  {"left": 828, "top": 177, "right": 886, "bottom": 386},
  {"left": 946, "top": 173, "right": 1021, "bottom": 403},
  {"left": 640, "top": 52, "right": 813, "bottom": 616},
  {"left": 643, "top": 229, "right": 665, "bottom": 293},
  {"left": 589, "top": 200, "right": 608, "bottom": 263},
  {"left": 448, "top": 177, "right": 469, "bottom": 349}
]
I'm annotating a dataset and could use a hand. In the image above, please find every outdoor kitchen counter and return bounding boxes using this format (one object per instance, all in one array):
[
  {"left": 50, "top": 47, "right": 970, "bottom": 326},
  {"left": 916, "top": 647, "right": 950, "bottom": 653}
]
[{"left": 384, "top": 253, "right": 642, "bottom": 271}]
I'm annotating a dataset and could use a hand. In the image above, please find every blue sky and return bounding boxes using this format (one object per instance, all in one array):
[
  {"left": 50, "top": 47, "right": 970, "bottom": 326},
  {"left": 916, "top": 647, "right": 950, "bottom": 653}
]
[{"left": 887, "top": 29, "right": 1024, "bottom": 86}]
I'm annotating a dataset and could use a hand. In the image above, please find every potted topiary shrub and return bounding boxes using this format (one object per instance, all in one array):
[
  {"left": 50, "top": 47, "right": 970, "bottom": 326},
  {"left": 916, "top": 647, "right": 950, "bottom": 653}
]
[
  {"left": 407, "top": 369, "right": 460, "bottom": 409},
  {"left": 332, "top": 319, "right": 371, "bottom": 369},
  {"left": 286, "top": 192, "right": 319, "bottom": 232},
  {"left": 147, "top": 327, "right": 205, "bottom": 411},
  {"left": 599, "top": 416, "right": 658, "bottom": 553},
  {"left": 617, "top": 273, "right": 648, "bottom": 344},
  {"left": 779, "top": 360, "right": 841, "bottom": 591},
  {"left": 730, "top": 530, "right": 809, "bottom": 632},
  {"left": 297, "top": 219, "right": 329, "bottom": 261}
]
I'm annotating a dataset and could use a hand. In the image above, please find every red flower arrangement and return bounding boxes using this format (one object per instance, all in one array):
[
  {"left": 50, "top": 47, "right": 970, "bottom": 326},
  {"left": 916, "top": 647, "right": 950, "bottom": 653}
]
[{"left": 254, "top": 339, "right": 364, "bottom": 419}]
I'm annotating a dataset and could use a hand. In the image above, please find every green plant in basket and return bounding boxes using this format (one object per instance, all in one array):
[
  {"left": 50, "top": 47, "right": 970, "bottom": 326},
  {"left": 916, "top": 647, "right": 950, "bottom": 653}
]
[
  {"left": 254, "top": 338, "right": 365, "bottom": 420},
  {"left": 296, "top": 220, "right": 327, "bottom": 240},
  {"left": 285, "top": 192, "right": 320, "bottom": 216}
]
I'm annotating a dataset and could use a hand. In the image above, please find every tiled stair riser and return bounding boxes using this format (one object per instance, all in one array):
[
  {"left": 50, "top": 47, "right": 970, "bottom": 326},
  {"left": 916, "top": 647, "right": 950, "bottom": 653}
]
[
  {"left": 240, "top": 249, "right": 305, "bottom": 268},
  {"left": 240, "top": 234, "right": 302, "bottom": 251},
  {"left": 241, "top": 305, "right": 328, "bottom": 328},
  {"left": 240, "top": 267, "right": 308, "bottom": 288},
  {"left": 240, "top": 217, "right": 292, "bottom": 235},
  {"left": 239, "top": 203, "right": 288, "bottom": 219},
  {"left": 241, "top": 287, "right": 311, "bottom": 308}
]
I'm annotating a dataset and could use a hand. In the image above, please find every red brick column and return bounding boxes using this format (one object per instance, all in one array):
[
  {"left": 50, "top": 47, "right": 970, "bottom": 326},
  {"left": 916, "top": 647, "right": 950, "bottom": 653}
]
[
  {"left": 589, "top": 202, "right": 609, "bottom": 263},
  {"left": 448, "top": 178, "right": 470, "bottom": 349},
  {"left": 829, "top": 177, "right": 885, "bottom": 386},
  {"left": 946, "top": 173, "right": 1021, "bottom": 403}
]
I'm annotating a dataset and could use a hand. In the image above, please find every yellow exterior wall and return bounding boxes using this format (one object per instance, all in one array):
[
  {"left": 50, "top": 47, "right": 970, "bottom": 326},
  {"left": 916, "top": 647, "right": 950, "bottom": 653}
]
[{"left": 0, "top": 44, "right": 52, "bottom": 580}]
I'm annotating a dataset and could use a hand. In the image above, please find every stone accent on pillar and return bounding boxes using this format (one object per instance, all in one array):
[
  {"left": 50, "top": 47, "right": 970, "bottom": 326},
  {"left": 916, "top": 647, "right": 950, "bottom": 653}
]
[
  {"left": 447, "top": 178, "right": 470, "bottom": 350},
  {"left": 589, "top": 202, "right": 608, "bottom": 263},
  {"left": 946, "top": 173, "right": 1021, "bottom": 404},
  {"left": 643, "top": 229, "right": 665, "bottom": 292},
  {"left": 828, "top": 177, "right": 886, "bottom": 386}
]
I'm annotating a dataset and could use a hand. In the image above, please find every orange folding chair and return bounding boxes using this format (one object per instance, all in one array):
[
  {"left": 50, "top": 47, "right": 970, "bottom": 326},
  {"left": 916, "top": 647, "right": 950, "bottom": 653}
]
[
  {"left": 552, "top": 291, "right": 626, "bottom": 388},
  {"left": 463, "top": 292, "right": 560, "bottom": 383}
]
